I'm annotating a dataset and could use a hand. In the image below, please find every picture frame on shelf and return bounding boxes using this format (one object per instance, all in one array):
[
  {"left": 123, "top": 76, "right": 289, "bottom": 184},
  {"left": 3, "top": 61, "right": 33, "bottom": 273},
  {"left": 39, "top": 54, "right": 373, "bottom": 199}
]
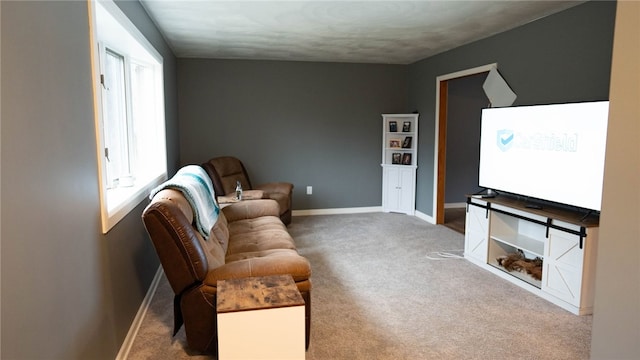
[
  {"left": 392, "top": 153, "right": 401, "bottom": 164},
  {"left": 402, "top": 136, "right": 412, "bottom": 149},
  {"left": 389, "top": 121, "right": 398, "bottom": 132},
  {"left": 389, "top": 138, "right": 401, "bottom": 148},
  {"left": 402, "top": 153, "right": 412, "bottom": 165},
  {"left": 402, "top": 121, "right": 411, "bottom": 132}
]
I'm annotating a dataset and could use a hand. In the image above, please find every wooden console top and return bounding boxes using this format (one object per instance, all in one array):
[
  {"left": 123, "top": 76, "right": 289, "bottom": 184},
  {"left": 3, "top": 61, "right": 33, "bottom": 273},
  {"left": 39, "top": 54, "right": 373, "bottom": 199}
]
[{"left": 467, "top": 194, "right": 600, "bottom": 228}]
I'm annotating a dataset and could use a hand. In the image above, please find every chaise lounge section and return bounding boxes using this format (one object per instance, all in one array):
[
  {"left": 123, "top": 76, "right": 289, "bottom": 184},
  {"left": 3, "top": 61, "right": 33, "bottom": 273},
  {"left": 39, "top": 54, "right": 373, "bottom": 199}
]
[{"left": 201, "top": 156, "right": 294, "bottom": 225}]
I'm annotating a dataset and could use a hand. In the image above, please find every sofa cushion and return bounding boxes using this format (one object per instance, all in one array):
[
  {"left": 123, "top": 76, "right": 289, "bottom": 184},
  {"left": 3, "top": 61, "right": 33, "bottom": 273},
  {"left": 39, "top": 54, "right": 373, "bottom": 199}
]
[
  {"left": 205, "top": 249, "right": 311, "bottom": 284},
  {"left": 197, "top": 227, "right": 227, "bottom": 272},
  {"left": 254, "top": 182, "right": 294, "bottom": 196},
  {"left": 227, "top": 220, "right": 296, "bottom": 253},
  {"left": 229, "top": 215, "right": 289, "bottom": 235},
  {"left": 264, "top": 192, "right": 288, "bottom": 216},
  {"left": 210, "top": 211, "right": 230, "bottom": 253},
  {"left": 222, "top": 199, "right": 280, "bottom": 222},
  {"left": 226, "top": 230, "right": 297, "bottom": 255}
]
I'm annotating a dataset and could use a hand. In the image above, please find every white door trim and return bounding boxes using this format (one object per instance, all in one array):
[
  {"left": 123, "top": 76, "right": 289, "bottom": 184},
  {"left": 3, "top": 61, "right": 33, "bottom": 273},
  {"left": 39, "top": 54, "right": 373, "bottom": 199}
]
[{"left": 432, "top": 63, "right": 497, "bottom": 223}]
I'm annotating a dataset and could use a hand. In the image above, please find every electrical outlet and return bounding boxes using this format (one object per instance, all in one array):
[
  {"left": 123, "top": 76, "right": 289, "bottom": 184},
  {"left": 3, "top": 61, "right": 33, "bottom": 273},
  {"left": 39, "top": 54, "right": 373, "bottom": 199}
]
[{"left": 306, "top": 186, "right": 313, "bottom": 195}]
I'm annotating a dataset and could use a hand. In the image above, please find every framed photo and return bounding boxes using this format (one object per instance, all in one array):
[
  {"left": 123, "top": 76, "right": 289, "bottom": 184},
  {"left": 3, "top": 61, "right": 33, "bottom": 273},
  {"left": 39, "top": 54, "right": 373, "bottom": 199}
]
[
  {"left": 389, "top": 121, "right": 398, "bottom": 132},
  {"left": 389, "top": 138, "right": 401, "bottom": 148},
  {"left": 391, "top": 153, "right": 401, "bottom": 164},
  {"left": 402, "top": 121, "right": 411, "bottom": 132},
  {"left": 402, "top": 136, "right": 412, "bottom": 149},
  {"left": 402, "top": 153, "right": 412, "bottom": 165}
]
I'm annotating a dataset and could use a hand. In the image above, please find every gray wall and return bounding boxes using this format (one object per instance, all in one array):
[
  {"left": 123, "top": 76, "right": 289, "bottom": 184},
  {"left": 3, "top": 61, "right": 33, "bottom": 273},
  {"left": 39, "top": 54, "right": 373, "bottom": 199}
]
[
  {"left": 177, "top": 1, "right": 616, "bottom": 215},
  {"left": 445, "top": 73, "right": 488, "bottom": 203},
  {"left": 1, "top": 1, "right": 177, "bottom": 358},
  {"left": 177, "top": 59, "right": 408, "bottom": 210},
  {"left": 408, "top": 0, "right": 616, "bottom": 216},
  {"left": 0, "top": 0, "right": 629, "bottom": 358}
]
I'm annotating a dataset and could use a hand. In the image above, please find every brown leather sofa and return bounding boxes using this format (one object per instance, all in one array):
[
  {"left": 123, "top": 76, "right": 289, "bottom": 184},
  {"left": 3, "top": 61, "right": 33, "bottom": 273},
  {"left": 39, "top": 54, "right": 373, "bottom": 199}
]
[
  {"left": 201, "top": 156, "right": 293, "bottom": 225},
  {"left": 142, "top": 188, "right": 311, "bottom": 354}
]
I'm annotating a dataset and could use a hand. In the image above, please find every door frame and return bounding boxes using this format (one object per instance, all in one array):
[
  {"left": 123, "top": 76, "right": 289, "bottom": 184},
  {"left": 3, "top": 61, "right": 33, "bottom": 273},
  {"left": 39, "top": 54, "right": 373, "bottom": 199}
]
[{"left": 432, "top": 63, "right": 497, "bottom": 224}]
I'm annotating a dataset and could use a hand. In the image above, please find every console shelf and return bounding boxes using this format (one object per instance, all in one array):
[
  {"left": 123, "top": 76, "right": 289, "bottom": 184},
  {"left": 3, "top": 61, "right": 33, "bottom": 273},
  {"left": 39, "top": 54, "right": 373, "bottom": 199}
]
[
  {"left": 487, "top": 261, "right": 543, "bottom": 289},
  {"left": 490, "top": 234, "right": 544, "bottom": 258},
  {"left": 464, "top": 195, "right": 599, "bottom": 315},
  {"left": 487, "top": 236, "right": 543, "bottom": 288}
]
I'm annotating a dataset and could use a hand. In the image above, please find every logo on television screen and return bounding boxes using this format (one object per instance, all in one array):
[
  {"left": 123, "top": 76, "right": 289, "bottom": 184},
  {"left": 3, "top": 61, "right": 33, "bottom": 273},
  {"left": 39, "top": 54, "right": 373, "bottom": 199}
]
[{"left": 496, "top": 129, "right": 514, "bottom": 152}]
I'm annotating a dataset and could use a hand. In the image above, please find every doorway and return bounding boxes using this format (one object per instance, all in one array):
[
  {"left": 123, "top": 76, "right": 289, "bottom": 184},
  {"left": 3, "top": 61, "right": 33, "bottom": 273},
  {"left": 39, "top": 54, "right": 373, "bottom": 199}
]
[{"left": 433, "top": 63, "right": 496, "bottom": 226}]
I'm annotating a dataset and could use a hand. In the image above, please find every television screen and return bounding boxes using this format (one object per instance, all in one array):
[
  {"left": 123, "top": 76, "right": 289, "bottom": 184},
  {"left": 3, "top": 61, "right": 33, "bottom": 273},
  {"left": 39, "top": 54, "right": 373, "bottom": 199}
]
[{"left": 479, "top": 101, "right": 609, "bottom": 211}]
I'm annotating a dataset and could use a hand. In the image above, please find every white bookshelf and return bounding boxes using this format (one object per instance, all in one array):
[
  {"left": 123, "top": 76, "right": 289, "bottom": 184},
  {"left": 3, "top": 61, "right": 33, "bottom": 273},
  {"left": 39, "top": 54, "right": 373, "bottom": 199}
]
[{"left": 381, "top": 114, "right": 418, "bottom": 215}]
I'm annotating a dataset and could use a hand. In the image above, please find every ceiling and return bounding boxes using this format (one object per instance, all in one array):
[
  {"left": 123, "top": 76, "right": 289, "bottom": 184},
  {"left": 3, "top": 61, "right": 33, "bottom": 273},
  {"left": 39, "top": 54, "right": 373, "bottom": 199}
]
[{"left": 140, "top": 1, "right": 584, "bottom": 65}]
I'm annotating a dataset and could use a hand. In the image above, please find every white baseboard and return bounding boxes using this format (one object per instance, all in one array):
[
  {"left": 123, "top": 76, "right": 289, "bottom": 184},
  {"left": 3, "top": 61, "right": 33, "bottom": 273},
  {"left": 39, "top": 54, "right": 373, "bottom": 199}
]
[
  {"left": 292, "top": 206, "right": 382, "bottom": 216},
  {"left": 292, "top": 207, "right": 440, "bottom": 226},
  {"left": 414, "top": 210, "right": 436, "bottom": 224},
  {"left": 116, "top": 266, "right": 164, "bottom": 360},
  {"left": 445, "top": 202, "right": 467, "bottom": 209}
]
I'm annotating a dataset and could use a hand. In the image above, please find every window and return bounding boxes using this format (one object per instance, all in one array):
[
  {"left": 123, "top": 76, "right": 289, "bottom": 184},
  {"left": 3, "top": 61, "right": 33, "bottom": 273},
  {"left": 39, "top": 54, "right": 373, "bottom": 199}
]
[{"left": 89, "top": 0, "right": 167, "bottom": 233}]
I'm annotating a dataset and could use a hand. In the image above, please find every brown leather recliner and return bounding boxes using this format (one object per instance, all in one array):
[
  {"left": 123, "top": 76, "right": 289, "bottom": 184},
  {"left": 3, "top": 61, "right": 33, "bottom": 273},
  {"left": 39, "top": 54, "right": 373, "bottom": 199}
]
[
  {"left": 201, "top": 156, "right": 293, "bottom": 225},
  {"left": 142, "top": 189, "right": 311, "bottom": 354}
]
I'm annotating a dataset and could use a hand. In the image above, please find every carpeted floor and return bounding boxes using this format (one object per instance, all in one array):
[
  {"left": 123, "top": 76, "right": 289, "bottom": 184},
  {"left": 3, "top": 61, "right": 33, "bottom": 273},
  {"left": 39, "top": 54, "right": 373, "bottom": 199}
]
[{"left": 127, "top": 212, "right": 591, "bottom": 359}]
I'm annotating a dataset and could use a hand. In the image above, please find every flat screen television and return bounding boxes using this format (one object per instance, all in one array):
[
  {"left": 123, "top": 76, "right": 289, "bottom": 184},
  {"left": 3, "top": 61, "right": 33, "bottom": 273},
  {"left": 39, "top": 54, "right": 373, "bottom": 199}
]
[{"left": 478, "top": 101, "right": 609, "bottom": 212}]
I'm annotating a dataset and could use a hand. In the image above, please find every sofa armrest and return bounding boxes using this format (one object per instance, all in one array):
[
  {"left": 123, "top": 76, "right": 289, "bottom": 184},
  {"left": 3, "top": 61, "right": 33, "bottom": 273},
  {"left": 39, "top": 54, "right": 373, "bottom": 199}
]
[
  {"left": 221, "top": 199, "right": 280, "bottom": 222},
  {"left": 205, "top": 252, "right": 312, "bottom": 285},
  {"left": 254, "top": 182, "right": 293, "bottom": 195}
]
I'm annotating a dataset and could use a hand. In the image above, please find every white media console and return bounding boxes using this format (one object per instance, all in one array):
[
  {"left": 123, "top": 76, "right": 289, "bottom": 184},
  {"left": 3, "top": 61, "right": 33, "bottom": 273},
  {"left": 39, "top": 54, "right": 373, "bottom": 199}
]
[{"left": 464, "top": 195, "right": 599, "bottom": 315}]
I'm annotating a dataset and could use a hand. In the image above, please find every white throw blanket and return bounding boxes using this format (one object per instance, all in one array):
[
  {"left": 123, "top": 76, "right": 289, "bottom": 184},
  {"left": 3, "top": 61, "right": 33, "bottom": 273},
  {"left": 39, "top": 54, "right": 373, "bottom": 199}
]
[{"left": 150, "top": 165, "right": 219, "bottom": 240}]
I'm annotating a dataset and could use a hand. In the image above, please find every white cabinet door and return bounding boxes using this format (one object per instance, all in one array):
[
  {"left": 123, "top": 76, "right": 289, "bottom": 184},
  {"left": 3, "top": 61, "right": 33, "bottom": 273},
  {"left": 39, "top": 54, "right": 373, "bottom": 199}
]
[
  {"left": 382, "top": 166, "right": 415, "bottom": 215},
  {"left": 382, "top": 166, "right": 398, "bottom": 212},
  {"left": 464, "top": 200, "right": 489, "bottom": 262},
  {"left": 542, "top": 227, "right": 584, "bottom": 307},
  {"left": 397, "top": 167, "right": 415, "bottom": 214}
]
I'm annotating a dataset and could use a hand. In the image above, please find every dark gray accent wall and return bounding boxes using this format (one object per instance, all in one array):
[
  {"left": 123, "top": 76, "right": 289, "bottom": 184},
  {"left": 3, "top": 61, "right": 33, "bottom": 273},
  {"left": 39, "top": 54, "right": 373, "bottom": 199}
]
[
  {"left": 408, "top": 0, "right": 616, "bottom": 216},
  {"left": 1, "top": 1, "right": 177, "bottom": 358},
  {"left": 177, "top": 59, "right": 408, "bottom": 210},
  {"left": 445, "top": 73, "right": 488, "bottom": 203}
]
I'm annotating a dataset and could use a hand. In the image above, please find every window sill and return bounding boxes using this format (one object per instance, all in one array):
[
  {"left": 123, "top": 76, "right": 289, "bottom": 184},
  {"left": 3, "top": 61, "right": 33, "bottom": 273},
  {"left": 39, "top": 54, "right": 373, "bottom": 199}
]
[{"left": 100, "top": 172, "right": 167, "bottom": 233}]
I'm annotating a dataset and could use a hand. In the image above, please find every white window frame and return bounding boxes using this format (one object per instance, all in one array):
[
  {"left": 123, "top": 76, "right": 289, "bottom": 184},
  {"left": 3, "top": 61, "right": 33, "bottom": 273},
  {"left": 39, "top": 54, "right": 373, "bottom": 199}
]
[{"left": 88, "top": 0, "right": 167, "bottom": 233}]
